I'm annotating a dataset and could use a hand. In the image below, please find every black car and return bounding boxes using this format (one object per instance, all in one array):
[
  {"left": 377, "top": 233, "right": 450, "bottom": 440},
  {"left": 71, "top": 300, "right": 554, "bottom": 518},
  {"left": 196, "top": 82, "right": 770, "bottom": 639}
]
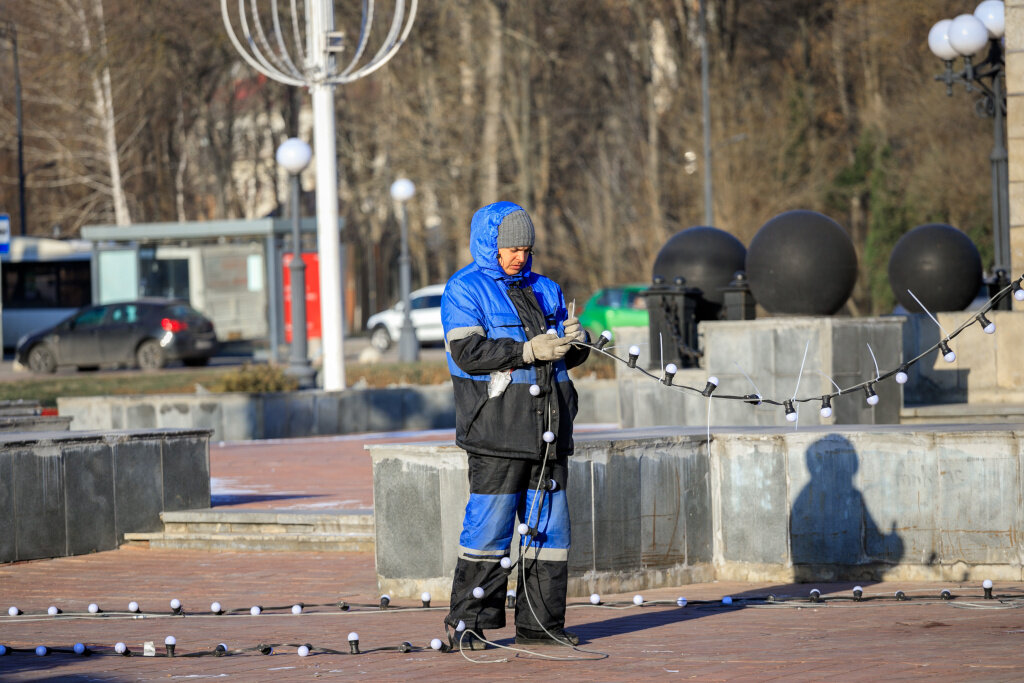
[{"left": 15, "top": 298, "right": 218, "bottom": 373}]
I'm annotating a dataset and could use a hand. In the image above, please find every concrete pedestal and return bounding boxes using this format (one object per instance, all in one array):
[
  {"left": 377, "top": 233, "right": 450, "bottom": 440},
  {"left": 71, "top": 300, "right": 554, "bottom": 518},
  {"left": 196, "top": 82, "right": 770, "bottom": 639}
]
[
  {"left": 616, "top": 317, "right": 904, "bottom": 427},
  {"left": 370, "top": 423, "right": 1024, "bottom": 599},
  {"left": 0, "top": 428, "right": 211, "bottom": 563}
]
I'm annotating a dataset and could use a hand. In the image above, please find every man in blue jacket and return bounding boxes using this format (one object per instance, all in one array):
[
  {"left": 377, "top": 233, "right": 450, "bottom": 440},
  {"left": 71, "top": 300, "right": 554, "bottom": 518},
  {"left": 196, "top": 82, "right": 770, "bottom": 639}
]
[{"left": 441, "top": 201, "right": 590, "bottom": 650}]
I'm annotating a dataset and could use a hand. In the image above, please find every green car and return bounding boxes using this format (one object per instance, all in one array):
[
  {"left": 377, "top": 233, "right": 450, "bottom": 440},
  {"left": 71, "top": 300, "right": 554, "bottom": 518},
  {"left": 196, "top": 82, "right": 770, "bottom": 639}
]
[{"left": 577, "top": 284, "right": 649, "bottom": 340}]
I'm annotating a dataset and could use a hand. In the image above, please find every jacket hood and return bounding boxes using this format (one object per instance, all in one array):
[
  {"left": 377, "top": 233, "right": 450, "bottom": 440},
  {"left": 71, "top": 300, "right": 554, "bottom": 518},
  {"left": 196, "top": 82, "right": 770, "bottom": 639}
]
[{"left": 470, "top": 201, "right": 533, "bottom": 280}]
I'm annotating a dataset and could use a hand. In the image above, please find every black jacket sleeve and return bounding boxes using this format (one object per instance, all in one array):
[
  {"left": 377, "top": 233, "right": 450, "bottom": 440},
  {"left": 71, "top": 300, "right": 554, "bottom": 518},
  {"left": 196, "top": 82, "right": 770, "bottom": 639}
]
[{"left": 449, "top": 334, "right": 525, "bottom": 375}]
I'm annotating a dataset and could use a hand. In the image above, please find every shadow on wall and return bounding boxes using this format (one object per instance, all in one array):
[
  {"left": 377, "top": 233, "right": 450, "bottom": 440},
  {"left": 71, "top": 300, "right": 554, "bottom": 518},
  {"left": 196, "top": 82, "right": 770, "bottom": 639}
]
[{"left": 790, "top": 435, "right": 904, "bottom": 582}]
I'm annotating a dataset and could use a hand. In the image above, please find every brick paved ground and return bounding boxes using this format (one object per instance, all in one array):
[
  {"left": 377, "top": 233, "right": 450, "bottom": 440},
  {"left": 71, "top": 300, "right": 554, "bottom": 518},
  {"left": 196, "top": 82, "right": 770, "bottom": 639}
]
[
  {"left": 2, "top": 434, "right": 1024, "bottom": 681},
  {"left": 2, "top": 548, "right": 1023, "bottom": 681},
  {"left": 209, "top": 431, "right": 455, "bottom": 511}
]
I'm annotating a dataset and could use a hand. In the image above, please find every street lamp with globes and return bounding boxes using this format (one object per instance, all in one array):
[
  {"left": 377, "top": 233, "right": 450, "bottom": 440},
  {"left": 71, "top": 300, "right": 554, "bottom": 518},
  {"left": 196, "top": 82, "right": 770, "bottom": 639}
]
[
  {"left": 389, "top": 178, "right": 419, "bottom": 363},
  {"left": 276, "top": 137, "right": 317, "bottom": 388},
  {"left": 928, "top": 0, "right": 1011, "bottom": 307}
]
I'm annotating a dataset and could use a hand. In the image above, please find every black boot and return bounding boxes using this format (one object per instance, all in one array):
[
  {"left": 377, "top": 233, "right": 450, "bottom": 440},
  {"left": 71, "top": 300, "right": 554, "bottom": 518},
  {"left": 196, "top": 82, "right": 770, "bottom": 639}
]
[
  {"left": 449, "top": 627, "right": 490, "bottom": 651},
  {"left": 514, "top": 628, "right": 580, "bottom": 646}
]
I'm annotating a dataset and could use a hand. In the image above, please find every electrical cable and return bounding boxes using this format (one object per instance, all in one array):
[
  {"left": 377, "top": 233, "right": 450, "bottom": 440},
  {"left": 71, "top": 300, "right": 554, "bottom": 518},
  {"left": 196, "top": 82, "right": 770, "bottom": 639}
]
[{"left": 570, "top": 273, "right": 1024, "bottom": 418}]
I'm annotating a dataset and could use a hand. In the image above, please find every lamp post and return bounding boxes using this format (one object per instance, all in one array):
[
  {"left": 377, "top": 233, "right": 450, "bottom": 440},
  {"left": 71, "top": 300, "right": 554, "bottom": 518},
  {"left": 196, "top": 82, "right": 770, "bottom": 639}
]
[
  {"left": 222, "top": 0, "right": 417, "bottom": 390},
  {"left": 276, "top": 138, "right": 316, "bottom": 388},
  {"left": 929, "top": 1, "right": 1011, "bottom": 308},
  {"left": 390, "top": 178, "right": 418, "bottom": 363},
  {"left": 0, "top": 22, "right": 25, "bottom": 236}
]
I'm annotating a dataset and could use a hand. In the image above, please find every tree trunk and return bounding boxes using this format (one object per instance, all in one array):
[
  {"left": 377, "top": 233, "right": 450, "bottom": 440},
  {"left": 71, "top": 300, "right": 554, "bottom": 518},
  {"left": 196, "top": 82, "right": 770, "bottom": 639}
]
[{"left": 75, "top": 0, "right": 131, "bottom": 225}]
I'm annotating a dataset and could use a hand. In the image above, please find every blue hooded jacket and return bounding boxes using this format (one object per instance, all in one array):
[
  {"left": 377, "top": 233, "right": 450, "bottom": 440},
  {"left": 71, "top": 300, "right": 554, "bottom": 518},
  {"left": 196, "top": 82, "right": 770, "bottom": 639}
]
[{"left": 441, "top": 201, "right": 588, "bottom": 458}]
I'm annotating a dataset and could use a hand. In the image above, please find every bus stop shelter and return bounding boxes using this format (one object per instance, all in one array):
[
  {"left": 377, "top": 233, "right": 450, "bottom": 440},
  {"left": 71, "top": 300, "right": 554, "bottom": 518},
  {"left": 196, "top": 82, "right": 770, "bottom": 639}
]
[{"left": 81, "top": 218, "right": 342, "bottom": 362}]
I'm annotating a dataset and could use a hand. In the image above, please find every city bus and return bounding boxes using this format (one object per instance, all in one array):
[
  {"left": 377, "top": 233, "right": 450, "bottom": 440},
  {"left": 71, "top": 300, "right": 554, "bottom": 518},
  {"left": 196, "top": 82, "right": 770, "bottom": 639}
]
[{"left": 1, "top": 236, "right": 92, "bottom": 350}]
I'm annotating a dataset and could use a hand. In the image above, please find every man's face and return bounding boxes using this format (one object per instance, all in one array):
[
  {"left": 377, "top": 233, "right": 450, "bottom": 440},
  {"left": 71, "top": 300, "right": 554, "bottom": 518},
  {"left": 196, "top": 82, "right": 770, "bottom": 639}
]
[{"left": 498, "top": 246, "right": 531, "bottom": 275}]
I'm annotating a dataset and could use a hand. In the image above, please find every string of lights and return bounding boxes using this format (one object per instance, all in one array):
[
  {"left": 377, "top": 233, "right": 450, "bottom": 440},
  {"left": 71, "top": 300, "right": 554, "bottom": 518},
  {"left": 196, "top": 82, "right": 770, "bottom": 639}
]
[
  {"left": 578, "top": 273, "right": 1024, "bottom": 421},
  {"left": 1, "top": 581, "right": 1015, "bottom": 659}
]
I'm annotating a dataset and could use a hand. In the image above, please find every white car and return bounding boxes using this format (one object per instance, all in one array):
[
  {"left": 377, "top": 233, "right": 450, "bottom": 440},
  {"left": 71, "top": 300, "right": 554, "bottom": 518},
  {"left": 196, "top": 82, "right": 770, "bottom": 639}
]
[{"left": 366, "top": 283, "right": 446, "bottom": 351}]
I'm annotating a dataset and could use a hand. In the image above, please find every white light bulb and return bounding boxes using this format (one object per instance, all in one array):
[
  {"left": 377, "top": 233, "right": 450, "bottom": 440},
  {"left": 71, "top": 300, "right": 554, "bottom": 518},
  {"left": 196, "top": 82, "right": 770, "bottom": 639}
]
[
  {"left": 529, "top": 384, "right": 540, "bottom": 396},
  {"left": 944, "top": 350, "right": 956, "bottom": 363},
  {"left": 128, "top": 601, "right": 139, "bottom": 613},
  {"left": 632, "top": 594, "right": 644, "bottom": 606},
  {"left": 88, "top": 603, "right": 99, "bottom": 614},
  {"left": 785, "top": 410, "right": 798, "bottom": 423},
  {"left": 1015, "top": 288, "right": 1024, "bottom": 302},
  {"left": 983, "top": 321, "right": 996, "bottom": 334},
  {"left": 983, "top": 579, "right": 993, "bottom": 589},
  {"left": 421, "top": 592, "right": 432, "bottom": 603},
  {"left": 348, "top": 632, "right": 360, "bottom": 641},
  {"left": 292, "top": 604, "right": 302, "bottom": 615},
  {"left": 169, "top": 598, "right": 181, "bottom": 610},
  {"left": 472, "top": 587, "right": 485, "bottom": 599},
  {"left": 820, "top": 406, "right": 833, "bottom": 419},
  {"left": 866, "top": 394, "right": 880, "bottom": 406},
  {"left": 35, "top": 645, "right": 47, "bottom": 656},
  {"left": 165, "top": 636, "right": 176, "bottom": 646},
  {"left": 543, "top": 430, "right": 555, "bottom": 443},
  {"left": 665, "top": 363, "right": 678, "bottom": 374},
  {"left": 676, "top": 597, "right": 687, "bottom": 607},
  {"left": 277, "top": 138, "right": 313, "bottom": 175},
  {"left": 975, "top": 0, "right": 1005, "bottom": 38},
  {"left": 430, "top": 638, "right": 443, "bottom": 650},
  {"left": 928, "top": 19, "right": 959, "bottom": 60},
  {"left": 210, "top": 602, "right": 222, "bottom": 614},
  {"left": 853, "top": 585, "right": 864, "bottom": 593},
  {"left": 948, "top": 13, "right": 990, "bottom": 55},
  {"left": 47, "top": 606, "right": 58, "bottom": 616},
  {"left": 546, "top": 328, "right": 557, "bottom": 335},
  {"left": 456, "top": 620, "right": 466, "bottom": 632},
  {"left": 500, "top": 557, "right": 512, "bottom": 569},
  {"left": 297, "top": 645, "right": 310, "bottom": 657},
  {"left": 722, "top": 596, "right": 733, "bottom": 605},
  {"left": 250, "top": 606, "right": 261, "bottom": 616},
  {"left": 590, "top": 593, "right": 601, "bottom": 605},
  {"left": 895, "top": 370, "right": 908, "bottom": 384},
  {"left": 7, "top": 606, "right": 18, "bottom": 617},
  {"left": 629, "top": 345, "right": 640, "bottom": 356},
  {"left": 114, "top": 642, "right": 127, "bottom": 654},
  {"left": 389, "top": 177, "right": 415, "bottom": 202},
  {"left": 707, "top": 376, "right": 719, "bottom": 387},
  {"left": 507, "top": 589, "right": 516, "bottom": 597},
  {"left": 518, "top": 523, "right": 529, "bottom": 535}
]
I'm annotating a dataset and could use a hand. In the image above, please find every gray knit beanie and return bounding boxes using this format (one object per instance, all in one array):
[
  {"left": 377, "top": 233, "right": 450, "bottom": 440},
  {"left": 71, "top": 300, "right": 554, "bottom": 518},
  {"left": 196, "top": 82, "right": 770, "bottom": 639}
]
[{"left": 496, "top": 209, "right": 535, "bottom": 249}]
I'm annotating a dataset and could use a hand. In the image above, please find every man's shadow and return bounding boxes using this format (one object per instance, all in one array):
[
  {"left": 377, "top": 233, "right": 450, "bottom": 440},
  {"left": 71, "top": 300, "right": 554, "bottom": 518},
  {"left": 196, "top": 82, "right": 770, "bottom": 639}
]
[
  {"left": 790, "top": 434, "right": 904, "bottom": 582},
  {"left": 567, "top": 435, "right": 906, "bottom": 642}
]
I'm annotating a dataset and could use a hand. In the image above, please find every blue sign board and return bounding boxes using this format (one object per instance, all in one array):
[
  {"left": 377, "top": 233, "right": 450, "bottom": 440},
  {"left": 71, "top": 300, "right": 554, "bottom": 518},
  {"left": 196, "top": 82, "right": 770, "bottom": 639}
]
[{"left": 0, "top": 214, "right": 10, "bottom": 254}]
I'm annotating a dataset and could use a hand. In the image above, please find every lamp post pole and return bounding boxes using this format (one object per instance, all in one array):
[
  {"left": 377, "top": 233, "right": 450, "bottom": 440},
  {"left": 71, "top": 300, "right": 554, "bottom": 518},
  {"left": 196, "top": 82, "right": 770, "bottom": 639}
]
[
  {"left": 929, "top": 1, "right": 1011, "bottom": 308},
  {"left": 390, "top": 178, "right": 418, "bottom": 363},
  {"left": 222, "top": 0, "right": 417, "bottom": 390},
  {"left": 1, "top": 23, "right": 26, "bottom": 236},
  {"left": 276, "top": 138, "right": 316, "bottom": 388},
  {"left": 699, "top": 0, "right": 713, "bottom": 227}
]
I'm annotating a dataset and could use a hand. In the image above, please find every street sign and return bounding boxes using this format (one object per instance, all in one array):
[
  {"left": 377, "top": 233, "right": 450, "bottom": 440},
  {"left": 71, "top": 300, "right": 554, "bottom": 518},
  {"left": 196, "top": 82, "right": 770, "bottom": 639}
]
[{"left": 0, "top": 214, "right": 10, "bottom": 254}]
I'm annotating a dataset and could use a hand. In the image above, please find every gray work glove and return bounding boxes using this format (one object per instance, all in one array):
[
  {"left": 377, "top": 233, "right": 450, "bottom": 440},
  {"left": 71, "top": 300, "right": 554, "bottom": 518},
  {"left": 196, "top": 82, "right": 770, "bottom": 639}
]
[
  {"left": 523, "top": 332, "right": 572, "bottom": 363},
  {"left": 563, "top": 316, "right": 583, "bottom": 341}
]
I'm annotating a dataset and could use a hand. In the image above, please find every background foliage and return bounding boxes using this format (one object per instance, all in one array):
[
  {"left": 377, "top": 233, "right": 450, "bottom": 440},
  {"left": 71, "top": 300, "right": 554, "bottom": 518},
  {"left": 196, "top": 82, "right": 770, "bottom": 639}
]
[{"left": 0, "top": 0, "right": 996, "bottom": 319}]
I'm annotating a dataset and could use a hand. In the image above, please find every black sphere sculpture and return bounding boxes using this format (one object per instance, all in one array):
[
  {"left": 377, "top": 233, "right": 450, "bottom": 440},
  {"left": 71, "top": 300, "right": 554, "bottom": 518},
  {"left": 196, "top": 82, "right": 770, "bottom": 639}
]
[
  {"left": 745, "top": 210, "right": 858, "bottom": 315},
  {"left": 888, "top": 223, "right": 981, "bottom": 313},
  {"left": 651, "top": 226, "right": 746, "bottom": 320}
]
